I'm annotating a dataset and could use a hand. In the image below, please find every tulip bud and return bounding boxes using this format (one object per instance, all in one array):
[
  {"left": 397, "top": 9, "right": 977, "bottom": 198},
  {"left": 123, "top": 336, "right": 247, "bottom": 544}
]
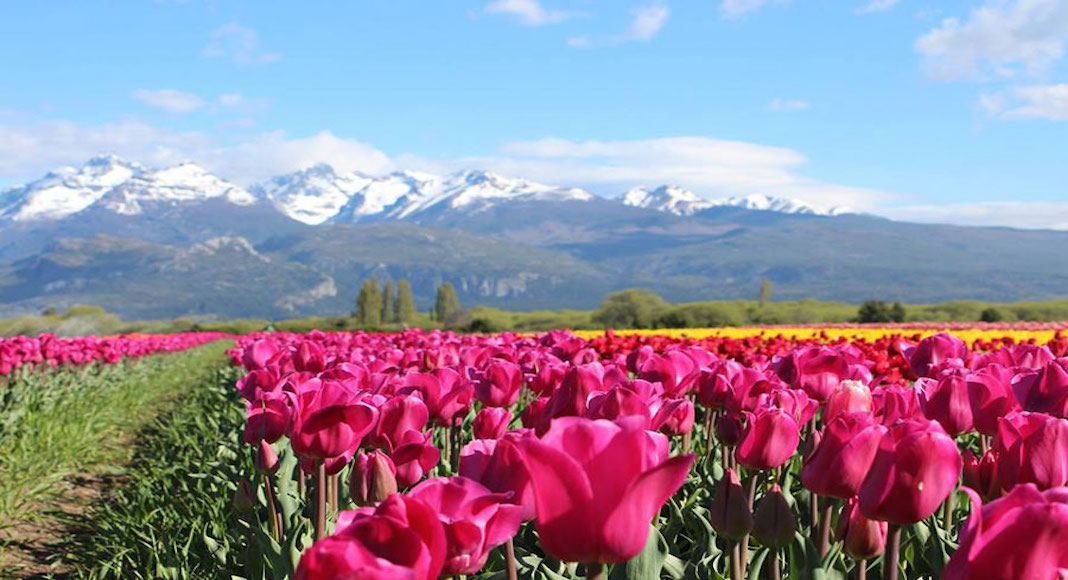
[
  {"left": 962, "top": 449, "right": 1000, "bottom": 500},
  {"left": 255, "top": 440, "right": 280, "bottom": 475},
  {"left": 836, "top": 498, "right": 887, "bottom": 560},
  {"left": 752, "top": 485, "right": 795, "bottom": 549},
  {"left": 708, "top": 469, "right": 753, "bottom": 540},
  {"left": 802, "top": 429, "right": 822, "bottom": 463},
  {"left": 716, "top": 412, "right": 746, "bottom": 447},
  {"left": 233, "top": 478, "right": 256, "bottom": 512},
  {"left": 350, "top": 450, "right": 399, "bottom": 506},
  {"left": 472, "top": 407, "right": 513, "bottom": 440}
]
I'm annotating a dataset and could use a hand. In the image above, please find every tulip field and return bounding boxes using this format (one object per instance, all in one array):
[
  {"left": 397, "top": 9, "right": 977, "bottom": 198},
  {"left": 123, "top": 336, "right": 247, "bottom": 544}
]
[
  {"left": 227, "top": 327, "right": 1068, "bottom": 580},
  {"left": 2, "top": 326, "right": 1068, "bottom": 579}
]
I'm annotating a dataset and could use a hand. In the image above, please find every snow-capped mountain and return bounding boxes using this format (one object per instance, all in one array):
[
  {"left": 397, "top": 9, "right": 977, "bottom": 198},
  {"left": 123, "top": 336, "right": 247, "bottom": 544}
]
[
  {"left": 96, "top": 161, "right": 257, "bottom": 216},
  {"left": 0, "top": 154, "right": 144, "bottom": 221},
  {"left": 0, "top": 156, "right": 257, "bottom": 221},
  {"left": 622, "top": 185, "right": 846, "bottom": 217},
  {"left": 252, "top": 164, "right": 374, "bottom": 225}
]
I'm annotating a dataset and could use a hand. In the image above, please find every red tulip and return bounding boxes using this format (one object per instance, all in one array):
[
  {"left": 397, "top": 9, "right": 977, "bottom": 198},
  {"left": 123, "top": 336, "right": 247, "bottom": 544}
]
[
  {"left": 994, "top": 411, "right": 1068, "bottom": 491},
  {"left": 736, "top": 407, "right": 800, "bottom": 470},
  {"left": 917, "top": 368, "right": 975, "bottom": 436},
  {"left": 824, "top": 380, "right": 873, "bottom": 422},
  {"left": 802, "top": 412, "right": 886, "bottom": 499},
  {"left": 474, "top": 360, "right": 524, "bottom": 408},
  {"left": 945, "top": 484, "right": 1068, "bottom": 580},
  {"left": 858, "top": 419, "right": 961, "bottom": 524},
  {"left": 459, "top": 433, "right": 536, "bottom": 520},
  {"left": 408, "top": 477, "right": 524, "bottom": 575},
  {"left": 472, "top": 407, "right": 513, "bottom": 440},
  {"left": 299, "top": 494, "right": 446, "bottom": 580},
  {"left": 835, "top": 497, "right": 887, "bottom": 560},
  {"left": 518, "top": 417, "right": 694, "bottom": 563}
]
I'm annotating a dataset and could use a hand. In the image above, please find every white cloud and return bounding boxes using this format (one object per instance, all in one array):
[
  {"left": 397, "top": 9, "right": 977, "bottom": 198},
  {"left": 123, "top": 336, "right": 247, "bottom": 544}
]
[
  {"left": 568, "top": 2, "right": 669, "bottom": 48},
  {"left": 720, "top": 0, "right": 776, "bottom": 19},
  {"left": 979, "top": 83, "right": 1068, "bottom": 120},
  {"left": 626, "top": 3, "right": 670, "bottom": 41},
  {"left": 0, "top": 114, "right": 391, "bottom": 187},
  {"left": 203, "top": 23, "right": 280, "bottom": 65},
  {"left": 883, "top": 201, "right": 1068, "bottom": 230},
  {"left": 402, "top": 136, "right": 891, "bottom": 212},
  {"left": 856, "top": 0, "right": 899, "bottom": 14},
  {"left": 131, "top": 89, "right": 205, "bottom": 113},
  {"left": 915, "top": 0, "right": 1068, "bottom": 81},
  {"left": 485, "top": 0, "right": 571, "bottom": 26},
  {"left": 768, "top": 98, "right": 810, "bottom": 111}
]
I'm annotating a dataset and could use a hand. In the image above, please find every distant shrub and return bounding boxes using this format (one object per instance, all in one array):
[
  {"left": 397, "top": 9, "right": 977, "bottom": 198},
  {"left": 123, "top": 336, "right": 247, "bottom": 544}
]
[{"left": 980, "top": 307, "right": 1004, "bottom": 323}]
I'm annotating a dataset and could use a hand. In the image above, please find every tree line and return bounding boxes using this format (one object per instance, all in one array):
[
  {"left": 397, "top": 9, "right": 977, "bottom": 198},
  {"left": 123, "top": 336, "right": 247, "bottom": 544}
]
[{"left": 354, "top": 278, "right": 464, "bottom": 327}]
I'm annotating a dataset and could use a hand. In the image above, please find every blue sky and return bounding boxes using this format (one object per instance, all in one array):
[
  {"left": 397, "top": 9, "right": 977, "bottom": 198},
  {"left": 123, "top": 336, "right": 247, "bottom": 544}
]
[{"left": 1, "top": 0, "right": 1066, "bottom": 228}]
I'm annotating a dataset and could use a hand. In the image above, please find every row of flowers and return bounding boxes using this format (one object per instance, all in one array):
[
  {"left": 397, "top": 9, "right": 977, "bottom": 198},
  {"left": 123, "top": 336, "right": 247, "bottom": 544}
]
[
  {"left": 0, "top": 332, "right": 230, "bottom": 375},
  {"left": 230, "top": 329, "right": 1068, "bottom": 579}
]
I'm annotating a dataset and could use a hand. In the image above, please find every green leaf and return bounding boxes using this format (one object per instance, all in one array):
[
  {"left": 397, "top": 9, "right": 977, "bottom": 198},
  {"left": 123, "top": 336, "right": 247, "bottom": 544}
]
[{"left": 610, "top": 525, "right": 668, "bottom": 580}]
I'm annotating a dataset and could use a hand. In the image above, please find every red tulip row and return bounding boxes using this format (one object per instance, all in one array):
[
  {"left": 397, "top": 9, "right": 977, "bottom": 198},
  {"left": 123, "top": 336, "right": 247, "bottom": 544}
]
[
  {"left": 0, "top": 332, "right": 230, "bottom": 376},
  {"left": 230, "top": 329, "right": 1068, "bottom": 579}
]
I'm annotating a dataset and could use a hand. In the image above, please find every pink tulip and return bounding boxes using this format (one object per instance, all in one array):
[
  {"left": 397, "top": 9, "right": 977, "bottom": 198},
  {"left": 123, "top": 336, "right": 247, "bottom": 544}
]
[
  {"left": 836, "top": 497, "right": 887, "bottom": 560},
  {"left": 518, "top": 417, "right": 694, "bottom": 563},
  {"left": 459, "top": 433, "right": 536, "bottom": 520},
  {"left": 586, "top": 384, "right": 653, "bottom": 427},
  {"left": 945, "top": 484, "right": 1068, "bottom": 580},
  {"left": 994, "top": 411, "right": 1068, "bottom": 491},
  {"left": 905, "top": 333, "right": 967, "bottom": 378},
  {"left": 966, "top": 364, "right": 1020, "bottom": 436},
  {"left": 651, "top": 397, "right": 695, "bottom": 436},
  {"left": 917, "top": 368, "right": 975, "bottom": 436},
  {"left": 825, "top": 380, "right": 873, "bottom": 422},
  {"left": 400, "top": 368, "right": 474, "bottom": 426},
  {"left": 290, "top": 379, "right": 379, "bottom": 460},
  {"left": 408, "top": 477, "right": 524, "bottom": 575},
  {"left": 369, "top": 394, "right": 430, "bottom": 451},
  {"left": 736, "top": 407, "right": 800, "bottom": 470},
  {"left": 708, "top": 468, "right": 753, "bottom": 540},
  {"left": 244, "top": 390, "right": 292, "bottom": 444},
  {"left": 872, "top": 383, "right": 924, "bottom": 425},
  {"left": 472, "top": 407, "right": 513, "bottom": 440},
  {"left": 474, "top": 360, "right": 524, "bottom": 408},
  {"left": 775, "top": 346, "right": 854, "bottom": 401},
  {"left": 638, "top": 350, "right": 698, "bottom": 397},
  {"left": 802, "top": 412, "right": 886, "bottom": 499},
  {"left": 298, "top": 495, "right": 446, "bottom": 580},
  {"left": 1012, "top": 358, "right": 1068, "bottom": 417},
  {"left": 255, "top": 440, "right": 280, "bottom": 475},
  {"left": 961, "top": 449, "right": 1000, "bottom": 500},
  {"left": 546, "top": 363, "right": 605, "bottom": 419},
  {"left": 350, "top": 450, "right": 399, "bottom": 506},
  {"left": 858, "top": 419, "right": 962, "bottom": 524},
  {"left": 391, "top": 430, "right": 441, "bottom": 488}
]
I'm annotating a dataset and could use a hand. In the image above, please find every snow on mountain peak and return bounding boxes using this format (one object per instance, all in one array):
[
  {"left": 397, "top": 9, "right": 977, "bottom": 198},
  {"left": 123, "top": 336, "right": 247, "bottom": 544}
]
[
  {"left": 623, "top": 185, "right": 841, "bottom": 217},
  {"left": 97, "top": 162, "right": 257, "bottom": 216},
  {"left": 0, "top": 154, "right": 144, "bottom": 221},
  {"left": 254, "top": 164, "right": 373, "bottom": 225}
]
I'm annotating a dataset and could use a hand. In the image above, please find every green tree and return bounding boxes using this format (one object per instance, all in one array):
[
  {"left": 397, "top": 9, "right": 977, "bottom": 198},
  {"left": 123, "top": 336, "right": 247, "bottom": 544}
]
[
  {"left": 381, "top": 280, "right": 395, "bottom": 323},
  {"left": 980, "top": 307, "right": 1003, "bottom": 323},
  {"left": 592, "top": 288, "right": 668, "bottom": 329},
  {"left": 856, "top": 300, "right": 893, "bottom": 323},
  {"left": 890, "top": 301, "right": 907, "bottom": 323},
  {"left": 434, "top": 282, "right": 462, "bottom": 324},
  {"left": 395, "top": 279, "right": 416, "bottom": 324},
  {"left": 356, "top": 278, "right": 382, "bottom": 326},
  {"left": 759, "top": 277, "right": 773, "bottom": 308}
]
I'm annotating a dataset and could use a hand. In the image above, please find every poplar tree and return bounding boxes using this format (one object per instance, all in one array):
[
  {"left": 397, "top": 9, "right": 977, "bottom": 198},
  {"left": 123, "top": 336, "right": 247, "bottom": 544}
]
[{"left": 395, "top": 279, "right": 416, "bottom": 324}]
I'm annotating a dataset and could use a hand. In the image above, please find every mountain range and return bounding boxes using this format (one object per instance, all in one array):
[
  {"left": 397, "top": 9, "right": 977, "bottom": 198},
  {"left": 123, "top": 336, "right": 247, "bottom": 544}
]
[{"left": 1, "top": 155, "right": 1066, "bottom": 320}]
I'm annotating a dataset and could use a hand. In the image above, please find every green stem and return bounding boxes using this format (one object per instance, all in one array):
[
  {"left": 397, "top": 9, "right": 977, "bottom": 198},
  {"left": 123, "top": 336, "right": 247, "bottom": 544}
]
[
  {"left": 883, "top": 526, "right": 902, "bottom": 580},
  {"left": 315, "top": 461, "right": 326, "bottom": 541}
]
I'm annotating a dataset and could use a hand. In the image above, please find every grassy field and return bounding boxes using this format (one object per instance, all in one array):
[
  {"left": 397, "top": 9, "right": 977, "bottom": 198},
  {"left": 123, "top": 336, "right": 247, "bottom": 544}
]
[{"left": 0, "top": 341, "right": 239, "bottom": 578}]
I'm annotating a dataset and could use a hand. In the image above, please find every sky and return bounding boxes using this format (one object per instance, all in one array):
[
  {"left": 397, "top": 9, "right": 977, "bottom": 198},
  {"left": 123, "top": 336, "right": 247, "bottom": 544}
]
[{"left": 1, "top": 0, "right": 1066, "bottom": 229}]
